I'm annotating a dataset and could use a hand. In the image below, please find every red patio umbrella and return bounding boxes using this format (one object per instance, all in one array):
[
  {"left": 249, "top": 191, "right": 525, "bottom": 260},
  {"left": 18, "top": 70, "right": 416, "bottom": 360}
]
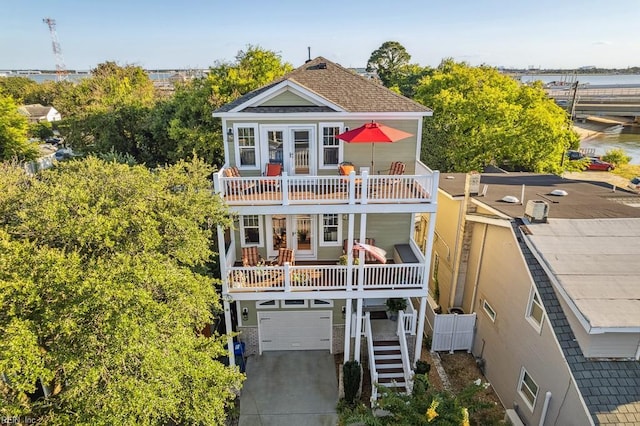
[{"left": 337, "top": 121, "right": 413, "bottom": 173}]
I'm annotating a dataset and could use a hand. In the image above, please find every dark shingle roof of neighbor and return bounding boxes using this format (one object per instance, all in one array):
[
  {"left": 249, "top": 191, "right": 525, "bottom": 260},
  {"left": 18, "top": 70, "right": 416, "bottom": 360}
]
[
  {"left": 514, "top": 220, "right": 640, "bottom": 425},
  {"left": 214, "top": 56, "right": 432, "bottom": 114},
  {"left": 438, "top": 173, "right": 640, "bottom": 219}
]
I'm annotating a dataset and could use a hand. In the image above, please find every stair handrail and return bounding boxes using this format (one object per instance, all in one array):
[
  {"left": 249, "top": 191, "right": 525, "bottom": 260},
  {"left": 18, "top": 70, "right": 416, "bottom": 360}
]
[
  {"left": 364, "top": 312, "right": 379, "bottom": 403},
  {"left": 397, "top": 310, "right": 415, "bottom": 394}
]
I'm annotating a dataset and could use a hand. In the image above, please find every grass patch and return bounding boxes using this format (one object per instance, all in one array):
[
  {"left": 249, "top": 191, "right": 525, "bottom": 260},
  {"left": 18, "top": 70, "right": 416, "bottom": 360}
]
[{"left": 613, "top": 164, "right": 640, "bottom": 180}]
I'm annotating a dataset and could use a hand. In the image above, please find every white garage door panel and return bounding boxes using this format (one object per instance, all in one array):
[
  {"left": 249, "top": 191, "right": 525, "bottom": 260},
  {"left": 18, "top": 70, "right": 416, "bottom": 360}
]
[{"left": 259, "top": 311, "right": 331, "bottom": 352}]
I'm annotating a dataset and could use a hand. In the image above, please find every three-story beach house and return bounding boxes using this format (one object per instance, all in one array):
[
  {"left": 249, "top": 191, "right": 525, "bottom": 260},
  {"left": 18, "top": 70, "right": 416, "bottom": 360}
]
[{"left": 213, "top": 57, "right": 439, "bottom": 395}]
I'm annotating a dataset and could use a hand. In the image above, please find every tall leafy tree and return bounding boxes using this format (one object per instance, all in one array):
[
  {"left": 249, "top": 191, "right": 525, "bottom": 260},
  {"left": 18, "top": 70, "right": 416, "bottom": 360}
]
[
  {"left": 416, "top": 59, "right": 578, "bottom": 173},
  {"left": 0, "top": 77, "right": 39, "bottom": 102},
  {"left": 0, "top": 93, "right": 39, "bottom": 161},
  {"left": 0, "top": 157, "right": 243, "bottom": 425},
  {"left": 366, "top": 41, "right": 412, "bottom": 88}
]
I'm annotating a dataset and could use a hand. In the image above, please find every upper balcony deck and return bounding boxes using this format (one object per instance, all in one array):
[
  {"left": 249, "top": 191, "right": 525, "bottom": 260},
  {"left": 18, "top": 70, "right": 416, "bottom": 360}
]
[{"left": 213, "top": 166, "right": 439, "bottom": 212}]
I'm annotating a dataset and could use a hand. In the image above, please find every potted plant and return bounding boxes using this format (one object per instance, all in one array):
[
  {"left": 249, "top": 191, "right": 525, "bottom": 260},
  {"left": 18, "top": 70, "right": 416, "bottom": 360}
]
[
  {"left": 297, "top": 229, "right": 308, "bottom": 243},
  {"left": 338, "top": 255, "right": 359, "bottom": 265},
  {"left": 385, "top": 298, "right": 407, "bottom": 321}
]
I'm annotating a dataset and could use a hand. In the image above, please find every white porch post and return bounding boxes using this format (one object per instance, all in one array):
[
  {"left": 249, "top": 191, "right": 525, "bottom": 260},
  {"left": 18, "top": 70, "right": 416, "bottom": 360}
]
[
  {"left": 343, "top": 299, "right": 353, "bottom": 363},
  {"left": 223, "top": 299, "right": 235, "bottom": 367},
  {"left": 353, "top": 298, "right": 364, "bottom": 362},
  {"left": 414, "top": 296, "right": 428, "bottom": 365},
  {"left": 217, "top": 224, "right": 236, "bottom": 367}
]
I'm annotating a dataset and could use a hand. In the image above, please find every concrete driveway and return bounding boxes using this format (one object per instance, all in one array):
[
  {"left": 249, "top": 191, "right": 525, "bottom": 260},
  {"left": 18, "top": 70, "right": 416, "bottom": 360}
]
[{"left": 239, "top": 351, "right": 338, "bottom": 426}]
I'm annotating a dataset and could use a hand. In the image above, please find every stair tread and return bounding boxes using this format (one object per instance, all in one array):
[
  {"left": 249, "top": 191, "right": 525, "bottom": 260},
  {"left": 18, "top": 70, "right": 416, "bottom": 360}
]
[
  {"left": 376, "top": 358, "right": 402, "bottom": 364},
  {"left": 378, "top": 377, "right": 406, "bottom": 384},
  {"left": 377, "top": 367, "right": 404, "bottom": 374},
  {"left": 374, "top": 349, "right": 401, "bottom": 355},
  {"left": 374, "top": 340, "right": 400, "bottom": 345}
]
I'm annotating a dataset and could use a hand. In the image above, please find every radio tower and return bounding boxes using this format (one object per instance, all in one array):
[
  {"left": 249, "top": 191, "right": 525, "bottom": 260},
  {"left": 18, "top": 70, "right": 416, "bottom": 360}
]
[{"left": 42, "top": 18, "right": 68, "bottom": 81}]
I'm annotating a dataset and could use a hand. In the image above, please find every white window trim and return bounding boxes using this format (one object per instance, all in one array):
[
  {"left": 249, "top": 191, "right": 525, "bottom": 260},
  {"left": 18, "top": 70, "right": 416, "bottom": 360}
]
[
  {"left": 233, "top": 123, "right": 260, "bottom": 170},
  {"left": 517, "top": 367, "right": 539, "bottom": 411},
  {"left": 281, "top": 299, "right": 308, "bottom": 308},
  {"left": 319, "top": 213, "right": 342, "bottom": 247},
  {"left": 255, "top": 300, "right": 279, "bottom": 309},
  {"left": 311, "top": 299, "right": 334, "bottom": 307},
  {"left": 318, "top": 122, "right": 343, "bottom": 169},
  {"left": 239, "top": 215, "right": 263, "bottom": 248},
  {"left": 526, "top": 287, "right": 545, "bottom": 333},
  {"left": 482, "top": 299, "right": 496, "bottom": 322}
]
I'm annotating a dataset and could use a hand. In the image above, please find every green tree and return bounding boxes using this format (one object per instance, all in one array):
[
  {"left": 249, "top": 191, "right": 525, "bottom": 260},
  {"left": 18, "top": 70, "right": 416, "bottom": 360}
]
[
  {"left": 0, "top": 94, "right": 39, "bottom": 161},
  {"left": 366, "top": 41, "right": 412, "bottom": 88},
  {"left": 0, "top": 158, "right": 243, "bottom": 425},
  {"left": 0, "top": 76, "right": 39, "bottom": 102},
  {"left": 416, "top": 59, "right": 578, "bottom": 173}
]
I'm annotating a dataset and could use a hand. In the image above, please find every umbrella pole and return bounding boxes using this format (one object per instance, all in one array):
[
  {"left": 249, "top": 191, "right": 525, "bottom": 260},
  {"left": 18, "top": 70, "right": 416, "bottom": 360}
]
[{"left": 371, "top": 144, "right": 375, "bottom": 174}]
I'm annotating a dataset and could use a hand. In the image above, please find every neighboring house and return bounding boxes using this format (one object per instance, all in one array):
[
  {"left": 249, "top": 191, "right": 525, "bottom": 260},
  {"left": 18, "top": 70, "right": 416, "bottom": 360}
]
[
  {"left": 212, "top": 57, "right": 439, "bottom": 396},
  {"left": 423, "top": 172, "right": 640, "bottom": 425},
  {"left": 18, "top": 104, "right": 61, "bottom": 123}
]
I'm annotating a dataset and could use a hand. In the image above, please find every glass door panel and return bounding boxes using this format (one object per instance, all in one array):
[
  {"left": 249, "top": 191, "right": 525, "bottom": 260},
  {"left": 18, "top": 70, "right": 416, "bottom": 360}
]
[
  {"left": 267, "top": 130, "right": 283, "bottom": 165},
  {"left": 271, "top": 215, "right": 288, "bottom": 256},
  {"left": 293, "top": 214, "right": 315, "bottom": 257},
  {"left": 291, "top": 129, "right": 310, "bottom": 175}
]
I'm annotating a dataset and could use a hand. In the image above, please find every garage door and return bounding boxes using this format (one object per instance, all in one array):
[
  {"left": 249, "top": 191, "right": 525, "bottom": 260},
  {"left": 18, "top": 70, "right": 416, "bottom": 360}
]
[{"left": 258, "top": 311, "right": 331, "bottom": 353}]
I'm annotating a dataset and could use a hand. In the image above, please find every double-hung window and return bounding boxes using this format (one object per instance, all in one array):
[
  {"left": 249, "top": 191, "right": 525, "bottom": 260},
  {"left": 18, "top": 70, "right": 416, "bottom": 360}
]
[
  {"left": 526, "top": 287, "right": 545, "bottom": 332},
  {"left": 518, "top": 367, "right": 539, "bottom": 410},
  {"left": 234, "top": 124, "right": 258, "bottom": 168},
  {"left": 240, "top": 215, "right": 262, "bottom": 247},
  {"left": 319, "top": 123, "right": 342, "bottom": 168},
  {"left": 320, "top": 214, "right": 341, "bottom": 246}
]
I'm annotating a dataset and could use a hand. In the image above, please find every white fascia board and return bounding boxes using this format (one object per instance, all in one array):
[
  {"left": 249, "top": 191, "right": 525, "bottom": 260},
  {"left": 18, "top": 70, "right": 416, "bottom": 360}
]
[
  {"left": 213, "top": 111, "right": 430, "bottom": 120},
  {"left": 465, "top": 213, "right": 512, "bottom": 228},
  {"left": 223, "top": 289, "right": 429, "bottom": 302},
  {"left": 227, "top": 80, "right": 346, "bottom": 113},
  {"left": 229, "top": 203, "right": 438, "bottom": 216}
]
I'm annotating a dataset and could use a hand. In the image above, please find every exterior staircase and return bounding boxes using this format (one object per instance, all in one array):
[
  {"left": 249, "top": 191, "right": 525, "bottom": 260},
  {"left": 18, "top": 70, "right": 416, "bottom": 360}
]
[{"left": 373, "top": 338, "right": 407, "bottom": 393}]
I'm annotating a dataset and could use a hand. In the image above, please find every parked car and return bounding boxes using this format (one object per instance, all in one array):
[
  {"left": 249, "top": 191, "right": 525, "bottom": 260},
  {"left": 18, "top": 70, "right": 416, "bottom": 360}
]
[
  {"left": 585, "top": 158, "right": 615, "bottom": 171},
  {"left": 567, "top": 150, "right": 585, "bottom": 161},
  {"left": 45, "top": 137, "right": 62, "bottom": 145},
  {"left": 629, "top": 177, "right": 640, "bottom": 190}
]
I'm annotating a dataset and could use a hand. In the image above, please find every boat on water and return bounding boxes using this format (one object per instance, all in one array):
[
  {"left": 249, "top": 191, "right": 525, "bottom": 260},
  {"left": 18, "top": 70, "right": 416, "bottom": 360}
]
[{"left": 603, "top": 124, "right": 624, "bottom": 134}]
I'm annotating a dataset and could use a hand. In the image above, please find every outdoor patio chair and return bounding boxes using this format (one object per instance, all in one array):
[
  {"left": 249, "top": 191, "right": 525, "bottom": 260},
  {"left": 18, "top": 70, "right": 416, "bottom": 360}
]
[
  {"left": 343, "top": 238, "right": 378, "bottom": 263},
  {"left": 378, "top": 161, "right": 406, "bottom": 175},
  {"left": 338, "top": 161, "right": 356, "bottom": 177},
  {"left": 262, "top": 162, "right": 282, "bottom": 191},
  {"left": 274, "top": 247, "right": 295, "bottom": 266},
  {"left": 223, "top": 166, "right": 256, "bottom": 195},
  {"left": 241, "top": 246, "right": 264, "bottom": 267}
]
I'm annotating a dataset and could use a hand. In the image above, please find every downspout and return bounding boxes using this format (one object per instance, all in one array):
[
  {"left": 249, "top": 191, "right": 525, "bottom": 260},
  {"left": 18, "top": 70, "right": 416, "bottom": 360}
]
[
  {"left": 469, "top": 223, "right": 488, "bottom": 311},
  {"left": 539, "top": 391, "right": 552, "bottom": 426}
]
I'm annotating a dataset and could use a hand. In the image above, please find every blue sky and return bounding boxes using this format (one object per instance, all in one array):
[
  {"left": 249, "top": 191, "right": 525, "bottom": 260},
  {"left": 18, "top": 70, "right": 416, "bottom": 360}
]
[{"left": 2, "top": 0, "right": 638, "bottom": 70}]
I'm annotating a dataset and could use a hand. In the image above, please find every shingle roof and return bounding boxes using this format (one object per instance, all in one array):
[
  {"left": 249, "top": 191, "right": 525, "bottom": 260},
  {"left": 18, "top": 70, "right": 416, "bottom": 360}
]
[
  {"left": 18, "top": 104, "right": 54, "bottom": 118},
  {"left": 515, "top": 219, "right": 640, "bottom": 425},
  {"left": 438, "top": 173, "right": 640, "bottom": 219},
  {"left": 214, "top": 56, "right": 432, "bottom": 114}
]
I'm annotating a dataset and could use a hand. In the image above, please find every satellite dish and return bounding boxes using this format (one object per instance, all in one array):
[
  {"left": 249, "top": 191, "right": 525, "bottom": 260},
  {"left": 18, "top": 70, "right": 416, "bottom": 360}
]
[
  {"left": 502, "top": 195, "right": 519, "bottom": 203},
  {"left": 550, "top": 189, "right": 568, "bottom": 196}
]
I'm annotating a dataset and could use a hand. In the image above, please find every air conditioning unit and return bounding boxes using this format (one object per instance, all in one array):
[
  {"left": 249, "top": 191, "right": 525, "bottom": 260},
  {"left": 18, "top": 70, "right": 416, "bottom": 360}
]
[{"left": 524, "top": 200, "right": 549, "bottom": 223}]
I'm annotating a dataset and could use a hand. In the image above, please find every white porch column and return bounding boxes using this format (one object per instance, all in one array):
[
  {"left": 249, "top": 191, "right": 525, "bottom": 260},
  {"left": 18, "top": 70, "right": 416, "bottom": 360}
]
[
  {"left": 353, "top": 298, "right": 364, "bottom": 362},
  {"left": 343, "top": 299, "right": 353, "bottom": 363},
  {"left": 414, "top": 296, "right": 428, "bottom": 365},
  {"left": 223, "top": 298, "right": 235, "bottom": 367}
]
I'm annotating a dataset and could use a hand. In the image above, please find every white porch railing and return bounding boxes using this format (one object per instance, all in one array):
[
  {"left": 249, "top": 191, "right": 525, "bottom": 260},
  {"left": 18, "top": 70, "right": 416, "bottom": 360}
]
[
  {"left": 213, "top": 167, "right": 438, "bottom": 206},
  {"left": 403, "top": 299, "right": 418, "bottom": 335},
  {"left": 364, "top": 312, "right": 379, "bottom": 403},
  {"left": 397, "top": 311, "right": 415, "bottom": 394},
  {"left": 226, "top": 263, "right": 425, "bottom": 293}
]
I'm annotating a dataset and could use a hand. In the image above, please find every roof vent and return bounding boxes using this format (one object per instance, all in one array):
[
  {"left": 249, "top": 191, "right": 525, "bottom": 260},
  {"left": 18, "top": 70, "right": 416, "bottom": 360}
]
[
  {"left": 525, "top": 200, "right": 549, "bottom": 223},
  {"left": 502, "top": 195, "right": 519, "bottom": 203},
  {"left": 317, "top": 62, "right": 327, "bottom": 69},
  {"left": 550, "top": 189, "right": 568, "bottom": 196}
]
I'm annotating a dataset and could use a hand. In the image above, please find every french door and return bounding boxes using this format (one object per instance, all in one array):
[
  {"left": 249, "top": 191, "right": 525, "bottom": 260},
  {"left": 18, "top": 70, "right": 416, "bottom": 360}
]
[
  {"left": 260, "top": 125, "right": 315, "bottom": 176},
  {"left": 267, "top": 214, "right": 316, "bottom": 259}
]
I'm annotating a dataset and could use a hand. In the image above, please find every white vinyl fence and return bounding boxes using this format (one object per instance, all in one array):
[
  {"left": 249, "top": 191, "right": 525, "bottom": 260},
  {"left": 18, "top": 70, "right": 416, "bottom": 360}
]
[{"left": 424, "top": 295, "right": 476, "bottom": 353}]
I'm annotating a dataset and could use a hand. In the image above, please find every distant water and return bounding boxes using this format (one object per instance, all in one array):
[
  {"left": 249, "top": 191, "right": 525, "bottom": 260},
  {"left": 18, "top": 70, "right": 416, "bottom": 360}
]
[
  {"left": 520, "top": 74, "right": 640, "bottom": 86},
  {"left": 580, "top": 127, "right": 640, "bottom": 164},
  {"left": 13, "top": 72, "right": 174, "bottom": 83}
]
